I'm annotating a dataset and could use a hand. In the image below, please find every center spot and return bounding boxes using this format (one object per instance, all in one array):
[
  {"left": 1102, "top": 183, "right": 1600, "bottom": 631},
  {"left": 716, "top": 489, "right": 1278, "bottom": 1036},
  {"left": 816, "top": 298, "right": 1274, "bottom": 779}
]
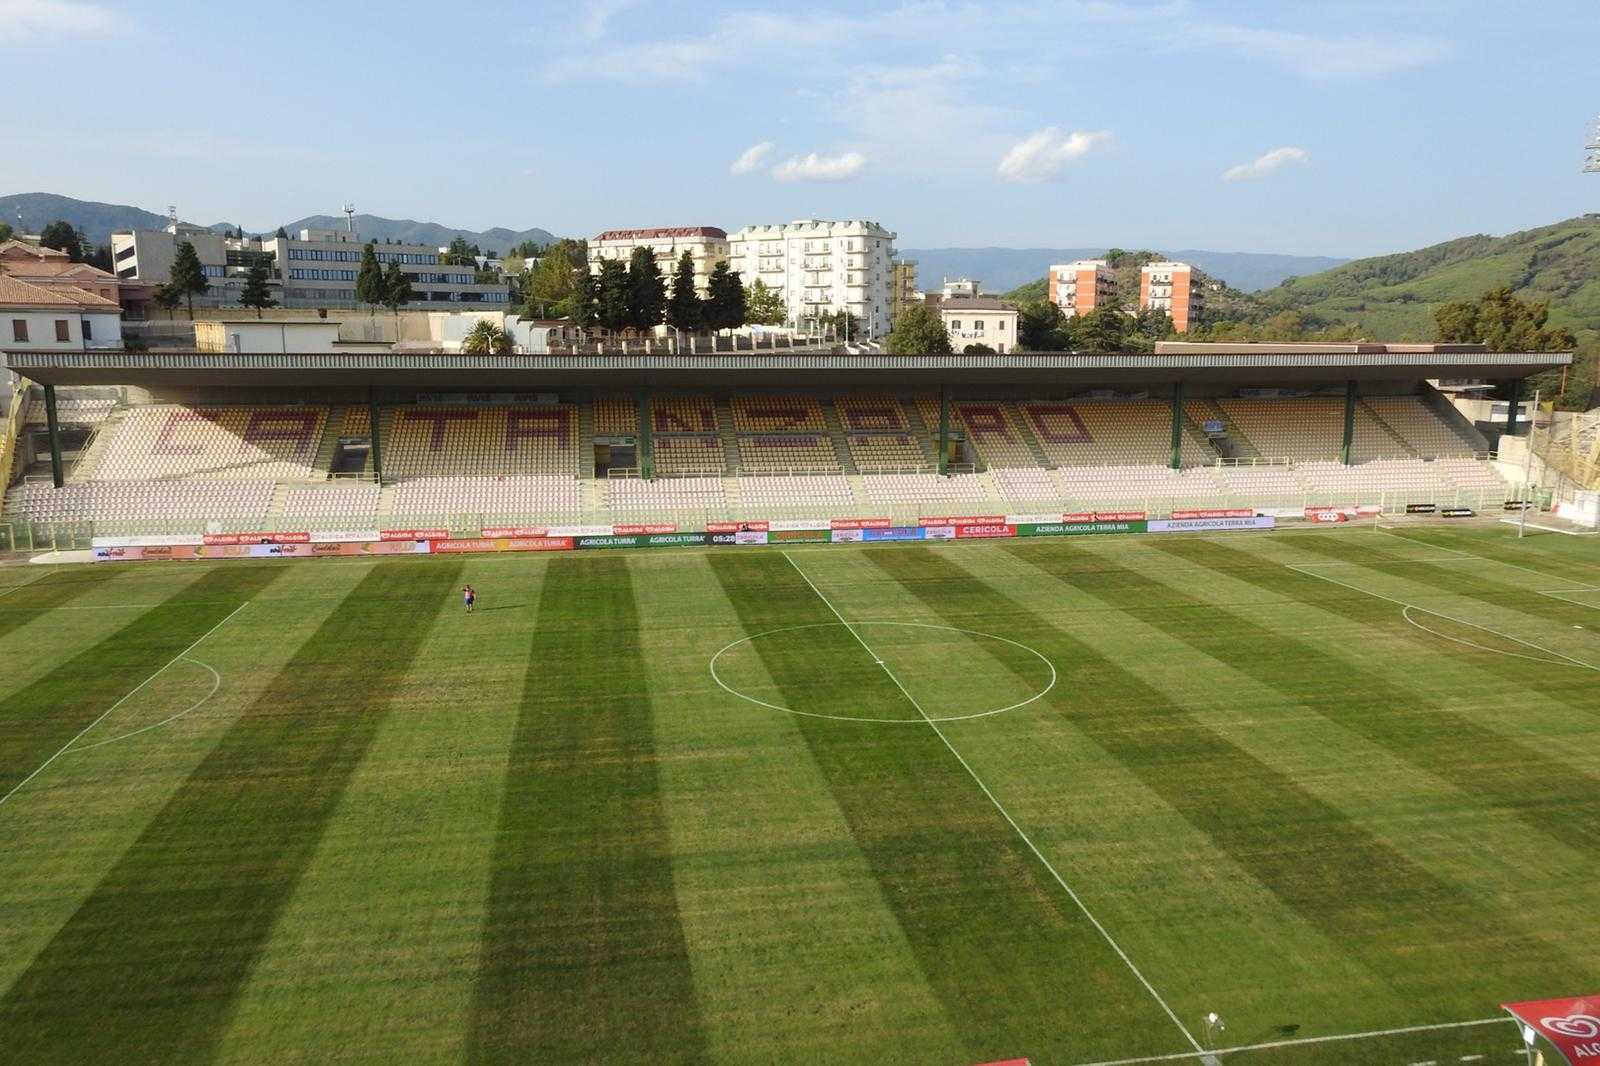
[{"left": 710, "top": 621, "right": 1056, "bottom": 723}]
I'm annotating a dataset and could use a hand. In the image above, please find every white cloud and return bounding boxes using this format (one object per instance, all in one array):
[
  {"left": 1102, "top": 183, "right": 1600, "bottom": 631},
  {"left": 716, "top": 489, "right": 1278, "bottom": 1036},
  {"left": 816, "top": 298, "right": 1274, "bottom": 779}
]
[
  {"left": 1221, "top": 146, "right": 1309, "bottom": 182},
  {"left": 0, "top": 0, "right": 121, "bottom": 39},
  {"left": 995, "top": 127, "right": 1111, "bottom": 183},
  {"left": 577, "top": 0, "right": 643, "bottom": 40},
  {"left": 1195, "top": 25, "right": 1446, "bottom": 80},
  {"left": 729, "top": 141, "right": 774, "bottom": 176},
  {"left": 771, "top": 151, "right": 867, "bottom": 183}
]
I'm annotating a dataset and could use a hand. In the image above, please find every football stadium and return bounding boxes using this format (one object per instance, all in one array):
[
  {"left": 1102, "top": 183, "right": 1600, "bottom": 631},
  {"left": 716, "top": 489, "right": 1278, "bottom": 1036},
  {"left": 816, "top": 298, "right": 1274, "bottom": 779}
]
[{"left": 0, "top": 343, "right": 1597, "bottom": 1064}]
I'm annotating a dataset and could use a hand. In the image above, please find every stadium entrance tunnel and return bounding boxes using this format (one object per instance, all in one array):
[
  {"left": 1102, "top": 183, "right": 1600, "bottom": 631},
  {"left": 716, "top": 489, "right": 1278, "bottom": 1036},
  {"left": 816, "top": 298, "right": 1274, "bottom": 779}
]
[{"left": 710, "top": 621, "right": 1056, "bottom": 723}]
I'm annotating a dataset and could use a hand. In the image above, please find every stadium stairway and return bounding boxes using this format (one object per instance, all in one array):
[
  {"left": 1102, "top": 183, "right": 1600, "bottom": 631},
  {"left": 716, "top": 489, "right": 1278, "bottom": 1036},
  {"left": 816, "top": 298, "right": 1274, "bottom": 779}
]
[
  {"left": 1006, "top": 401, "right": 1056, "bottom": 469},
  {"left": 900, "top": 394, "right": 943, "bottom": 467},
  {"left": 376, "top": 482, "right": 397, "bottom": 519},
  {"left": 713, "top": 396, "right": 742, "bottom": 475},
  {"left": 722, "top": 475, "right": 744, "bottom": 511},
  {"left": 1360, "top": 400, "right": 1420, "bottom": 457},
  {"left": 266, "top": 482, "right": 293, "bottom": 519},
  {"left": 68, "top": 407, "right": 124, "bottom": 480},
  {"left": 1190, "top": 398, "right": 1259, "bottom": 459},
  {"left": 577, "top": 402, "right": 597, "bottom": 478},
  {"left": 820, "top": 398, "right": 860, "bottom": 475},
  {"left": 313, "top": 407, "right": 345, "bottom": 475},
  {"left": 581, "top": 478, "right": 604, "bottom": 513},
  {"left": 1180, "top": 409, "right": 1222, "bottom": 464}
]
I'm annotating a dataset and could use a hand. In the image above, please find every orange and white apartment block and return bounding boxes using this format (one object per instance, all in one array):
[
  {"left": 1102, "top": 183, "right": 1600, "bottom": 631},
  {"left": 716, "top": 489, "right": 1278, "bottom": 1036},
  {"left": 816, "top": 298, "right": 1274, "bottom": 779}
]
[
  {"left": 1139, "top": 260, "right": 1203, "bottom": 333},
  {"left": 1047, "top": 259, "right": 1114, "bottom": 317}
]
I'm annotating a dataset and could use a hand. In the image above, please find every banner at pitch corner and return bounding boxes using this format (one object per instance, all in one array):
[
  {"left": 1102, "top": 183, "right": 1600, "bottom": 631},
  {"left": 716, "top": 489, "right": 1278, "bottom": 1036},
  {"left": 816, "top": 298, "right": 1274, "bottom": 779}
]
[
  {"left": 1303, "top": 507, "right": 1349, "bottom": 524},
  {"left": 1501, "top": 995, "right": 1600, "bottom": 1065}
]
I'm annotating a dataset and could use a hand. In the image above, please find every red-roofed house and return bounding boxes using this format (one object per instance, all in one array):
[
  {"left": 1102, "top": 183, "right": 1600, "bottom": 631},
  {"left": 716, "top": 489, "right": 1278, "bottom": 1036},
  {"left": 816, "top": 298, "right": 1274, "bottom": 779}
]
[{"left": 0, "top": 274, "right": 124, "bottom": 350}]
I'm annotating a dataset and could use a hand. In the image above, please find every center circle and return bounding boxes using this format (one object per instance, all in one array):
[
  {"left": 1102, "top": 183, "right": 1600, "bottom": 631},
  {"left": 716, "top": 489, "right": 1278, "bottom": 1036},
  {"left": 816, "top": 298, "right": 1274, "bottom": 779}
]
[{"left": 709, "top": 621, "right": 1056, "bottom": 724}]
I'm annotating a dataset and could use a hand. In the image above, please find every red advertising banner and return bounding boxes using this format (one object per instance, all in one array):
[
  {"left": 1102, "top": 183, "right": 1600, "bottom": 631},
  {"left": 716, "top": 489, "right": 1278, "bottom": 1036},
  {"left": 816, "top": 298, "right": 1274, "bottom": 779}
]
[
  {"left": 381, "top": 528, "right": 448, "bottom": 540},
  {"left": 1304, "top": 507, "right": 1349, "bottom": 524},
  {"left": 1502, "top": 996, "right": 1600, "bottom": 1064},
  {"left": 706, "top": 521, "right": 771, "bottom": 533},
  {"left": 955, "top": 524, "right": 1017, "bottom": 539},
  {"left": 1171, "top": 509, "right": 1254, "bottom": 520},
  {"left": 1061, "top": 511, "right": 1148, "bottom": 524},
  {"left": 202, "top": 531, "right": 310, "bottom": 545},
  {"left": 831, "top": 517, "right": 892, "bottom": 529},
  {"left": 918, "top": 515, "right": 1005, "bottom": 527},
  {"left": 613, "top": 523, "right": 678, "bottom": 535}
]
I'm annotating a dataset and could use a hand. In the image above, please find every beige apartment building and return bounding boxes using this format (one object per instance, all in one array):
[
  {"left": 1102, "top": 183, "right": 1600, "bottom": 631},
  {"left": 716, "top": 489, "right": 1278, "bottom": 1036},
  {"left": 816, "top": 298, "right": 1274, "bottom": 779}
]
[{"left": 588, "top": 227, "right": 729, "bottom": 293}]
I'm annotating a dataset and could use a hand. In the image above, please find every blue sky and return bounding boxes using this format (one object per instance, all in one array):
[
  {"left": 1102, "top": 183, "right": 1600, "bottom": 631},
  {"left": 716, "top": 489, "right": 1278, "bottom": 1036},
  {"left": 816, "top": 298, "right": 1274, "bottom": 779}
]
[{"left": 3, "top": 0, "right": 1597, "bottom": 256}]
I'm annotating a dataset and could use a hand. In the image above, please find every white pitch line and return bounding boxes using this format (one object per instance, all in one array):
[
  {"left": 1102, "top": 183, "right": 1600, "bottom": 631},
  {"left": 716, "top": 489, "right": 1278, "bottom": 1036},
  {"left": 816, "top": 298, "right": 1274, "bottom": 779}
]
[
  {"left": 1064, "top": 1016, "right": 1508, "bottom": 1066},
  {"left": 1377, "top": 527, "right": 1600, "bottom": 580},
  {"left": 780, "top": 550, "right": 1205, "bottom": 1057},
  {"left": 1284, "top": 564, "right": 1599, "bottom": 672},
  {"left": 0, "top": 601, "right": 249, "bottom": 811},
  {"left": 66, "top": 656, "right": 221, "bottom": 751}
]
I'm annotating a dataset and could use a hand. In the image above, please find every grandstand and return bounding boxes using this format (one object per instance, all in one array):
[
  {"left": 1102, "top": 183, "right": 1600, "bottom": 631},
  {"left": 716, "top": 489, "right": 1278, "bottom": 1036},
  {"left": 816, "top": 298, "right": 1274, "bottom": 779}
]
[{"left": 0, "top": 343, "right": 1572, "bottom": 537}]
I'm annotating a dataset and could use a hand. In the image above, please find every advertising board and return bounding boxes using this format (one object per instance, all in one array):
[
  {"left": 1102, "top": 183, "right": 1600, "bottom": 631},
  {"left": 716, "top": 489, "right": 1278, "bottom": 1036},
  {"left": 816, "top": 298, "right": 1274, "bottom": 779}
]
[
  {"left": 1170, "top": 509, "right": 1254, "bottom": 520},
  {"left": 1404, "top": 503, "right": 1438, "bottom": 515},
  {"left": 830, "top": 528, "right": 865, "bottom": 543},
  {"left": 954, "top": 524, "right": 1017, "bottom": 539},
  {"left": 862, "top": 526, "right": 926, "bottom": 542},
  {"left": 830, "top": 517, "right": 892, "bottom": 530},
  {"left": 1017, "top": 520, "right": 1145, "bottom": 537},
  {"left": 577, "top": 533, "right": 709, "bottom": 549},
  {"left": 381, "top": 528, "right": 449, "bottom": 541},
  {"left": 769, "top": 528, "right": 829, "bottom": 543},
  {"left": 1304, "top": 508, "right": 1348, "bottom": 524},
  {"left": 1146, "top": 516, "right": 1276, "bottom": 533}
]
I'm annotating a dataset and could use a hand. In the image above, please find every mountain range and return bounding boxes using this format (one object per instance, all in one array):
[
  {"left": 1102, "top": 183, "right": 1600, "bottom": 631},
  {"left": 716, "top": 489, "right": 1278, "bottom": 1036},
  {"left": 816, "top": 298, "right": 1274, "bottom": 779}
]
[
  {"left": 0, "top": 193, "right": 555, "bottom": 252},
  {"left": 901, "top": 247, "right": 1349, "bottom": 294}
]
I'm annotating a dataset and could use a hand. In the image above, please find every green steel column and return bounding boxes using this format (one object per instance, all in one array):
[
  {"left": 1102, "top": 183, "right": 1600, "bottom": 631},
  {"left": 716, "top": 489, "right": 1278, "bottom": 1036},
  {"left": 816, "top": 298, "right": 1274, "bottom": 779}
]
[
  {"left": 637, "top": 390, "right": 653, "bottom": 480},
  {"left": 1341, "top": 379, "right": 1357, "bottom": 466},
  {"left": 367, "top": 394, "right": 383, "bottom": 481},
  {"left": 938, "top": 385, "right": 950, "bottom": 475},
  {"left": 43, "top": 384, "right": 64, "bottom": 489},
  {"left": 1504, "top": 378, "right": 1522, "bottom": 438},
  {"left": 1169, "top": 380, "right": 1184, "bottom": 470}
]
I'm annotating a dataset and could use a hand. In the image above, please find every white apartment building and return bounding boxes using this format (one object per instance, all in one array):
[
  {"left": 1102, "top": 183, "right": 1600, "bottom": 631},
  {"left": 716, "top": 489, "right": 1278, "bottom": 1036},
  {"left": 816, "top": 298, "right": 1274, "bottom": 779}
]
[
  {"left": 588, "top": 227, "right": 728, "bottom": 294},
  {"left": 939, "top": 296, "right": 1018, "bottom": 354},
  {"left": 1048, "top": 259, "right": 1115, "bottom": 317},
  {"left": 726, "top": 219, "right": 896, "bottom": 336},
  {"left": 111, "top": 223, "right": 511, "bottom": 310}
]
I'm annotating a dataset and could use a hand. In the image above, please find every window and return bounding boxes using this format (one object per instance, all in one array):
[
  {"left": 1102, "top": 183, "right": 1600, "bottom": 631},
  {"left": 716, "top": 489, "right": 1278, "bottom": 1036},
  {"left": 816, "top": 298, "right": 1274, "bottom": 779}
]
[
  {"left": 998, "top": 320, "right": 1007, "bottom": 330},
  {"left": 11, "top": 319, "right": 27, "bottom": 343},
  {"left": 55, "top": 320, "right": 70, "bottom": 342},
  {"left": 950, "top": 320, "right": 961, "bottom": 330},
  {"left": 973, "top": 320, "right": 985, "bottom": 333},
  {"left": 83, "top": 318, "right": 92, "bottom": 340}
]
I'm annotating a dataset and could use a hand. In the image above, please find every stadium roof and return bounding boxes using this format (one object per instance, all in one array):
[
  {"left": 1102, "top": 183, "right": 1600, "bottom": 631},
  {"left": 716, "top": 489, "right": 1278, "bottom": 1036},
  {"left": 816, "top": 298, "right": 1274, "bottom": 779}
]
[{"left": 2, "top": 348, "right": 1570, "bottom": 392}]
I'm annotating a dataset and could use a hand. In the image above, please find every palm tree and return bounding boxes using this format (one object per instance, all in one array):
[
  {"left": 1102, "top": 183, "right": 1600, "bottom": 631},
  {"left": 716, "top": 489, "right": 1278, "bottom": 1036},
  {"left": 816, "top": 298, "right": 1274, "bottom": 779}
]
[{"left": 462, "top": 320, "right": 510, "bottom": 355}]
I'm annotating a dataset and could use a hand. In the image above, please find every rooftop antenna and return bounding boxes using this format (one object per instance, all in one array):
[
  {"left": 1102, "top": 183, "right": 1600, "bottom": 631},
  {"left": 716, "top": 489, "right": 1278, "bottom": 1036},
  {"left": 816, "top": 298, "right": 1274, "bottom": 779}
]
[
  {"left": 167, "top": 204, "right": 179, "bottom": 228},
  {"left": 1585, "top": 116, "right": 1600, "bottom": 173},
  {"left": 343, "top": 203, "right": 356, "bottom": 232}
]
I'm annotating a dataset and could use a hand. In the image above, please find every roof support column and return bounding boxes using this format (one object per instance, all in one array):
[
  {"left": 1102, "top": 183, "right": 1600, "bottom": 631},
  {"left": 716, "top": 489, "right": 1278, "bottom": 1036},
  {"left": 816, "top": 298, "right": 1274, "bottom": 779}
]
[
  {"left": 43, "top": 384, "right": 64, "bottom": 489},
  {"left": 1341, "top": 379, "right": 1357, "bottom": 466},
  {"left": 367, "top": 391, "right": 383, "bottom": 482},
  {"left": 637, "top": 389, "right": 653, "bottom": 481},
  {"left": 1504, "top": 377, "right": 1521, "bottom": 439},
  {"left": 1170, "top": 379, "right": 1185, "bottom": 471},
  {"left": 938, "top": 385, "right": 949, "bottom": 476}
]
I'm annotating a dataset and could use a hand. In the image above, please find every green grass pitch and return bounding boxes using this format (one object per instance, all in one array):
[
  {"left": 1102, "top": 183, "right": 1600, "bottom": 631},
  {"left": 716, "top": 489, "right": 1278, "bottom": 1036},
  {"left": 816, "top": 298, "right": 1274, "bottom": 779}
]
[{"left": 0, "top": 524, "right": 1596, "bottom": 1064}]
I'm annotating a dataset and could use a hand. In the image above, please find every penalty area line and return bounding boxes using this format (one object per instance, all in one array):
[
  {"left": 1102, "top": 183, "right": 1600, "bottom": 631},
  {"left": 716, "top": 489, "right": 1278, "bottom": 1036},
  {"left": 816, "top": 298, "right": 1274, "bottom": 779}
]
[
  {"left": 1065, "top": 1015, "right": 1509, "bottom": 1066},
  {"left": 780, "top": 550, "right": 1205, "bottom": 1056},
  {"left": 0, "top": 600, "right": 250, "bottom": 811}
]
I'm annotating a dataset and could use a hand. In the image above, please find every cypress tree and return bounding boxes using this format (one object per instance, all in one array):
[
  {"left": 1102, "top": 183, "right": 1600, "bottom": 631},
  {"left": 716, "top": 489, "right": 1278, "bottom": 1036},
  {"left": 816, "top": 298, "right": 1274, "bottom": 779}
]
[
  {"left": 665, "top": 250, "right": 702, "bottom": 333},
  {"left": 382, "top": 261, "right": 413, "bottom": 316},
  {"left": 625, "top": 246, "right": 666, "bottom": 331},
  {"left": 169, "top": 240, "right": 210, "bottom": 319},
  {"left": 596, "top": 260, "right": 630, "bottom": 332},
  {"left": 239, "top": 259, "right": 277, "bottom": 317},
  {"left": 355, "top": 242, "right": 384, "bottom": 312}
]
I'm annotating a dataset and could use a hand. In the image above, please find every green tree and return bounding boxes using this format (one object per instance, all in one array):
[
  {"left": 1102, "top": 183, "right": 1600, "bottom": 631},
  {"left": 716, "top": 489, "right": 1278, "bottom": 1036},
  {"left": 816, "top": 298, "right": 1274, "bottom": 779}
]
[
  {"left": 382, "top": 261, "right": 414, "bottom": 316},
  {"left": 744, "top": 278, "right": 787, "bottom": 326},
  {"left": 963, "top": 343, "right": 996, "bottom": 354},
  {"left": 275, "top": 226, "right": 288, "bottom": 238},
  {"left": 84, "top": 244, "right": 113, "bottom": 272},
  {"left": 522, "top": 251, "right": 575, "bottom": 317},
  {"left": 151, "top": 282, "right": 183, "bottom": 316},
  {"left": 462, "top": 320, "right": 511, "bottom": 355},
  {"left": 1017, "top": 300, "right": 1071, "bottom": 350},
  {"left": 355, "top": 242, "right": 385, "bottom": 312},
  {"left": 441, "top": 236, "right": 473, "bottom": 265},
  {"left": 666, "top": 250, "right": 702, "bottom": 333},
  {"left": 625, "top": 246, "right": 667, "bottom": 331},
  {"left": 169, "top": 239, "right": 210, "bottom": 318},
  {"left": 570, "top": 269, "right": 599, "bottom": 331},
  {"left": 239, "top": 259, "right": 277, "bottom": 317},
  {"left": 595, "top": 259, "right": 630, "bottom": 332},
  {"left": 1074, "top": 305, "right": 1128, "bottom": 353},
  {"left": 39, "top": 220, "right": 84, "bottom": 261},
  {"left": 0, "top": 222, "right": 13, "bottom": 242},
  {"left": 1433, "top": 286, "right": 1575, "bottom": 352},
  {"left": 886, "top": 304, "right": 952, "bottom": 354},
  {"left": 704, "top": 262, "right": 745, "bottom": 331}
]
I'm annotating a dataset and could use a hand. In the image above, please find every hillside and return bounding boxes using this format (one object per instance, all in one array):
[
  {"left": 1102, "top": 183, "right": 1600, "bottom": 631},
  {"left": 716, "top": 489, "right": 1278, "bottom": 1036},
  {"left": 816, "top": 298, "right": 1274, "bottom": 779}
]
[
  {"left": 1, "top": 193, "right": 557, "bottom": 252},
  {"left": 1251, "top": 214, "right": 1600, "bottom": 342},
  {"left": 278, "top": 215, "right": 556, "bottom": 252},
  {"left": 903, "top": 246, "right": 1346, "bottom": 293},
  {"left": 0, "top": 193, "right": 170, "bottom": 245}
]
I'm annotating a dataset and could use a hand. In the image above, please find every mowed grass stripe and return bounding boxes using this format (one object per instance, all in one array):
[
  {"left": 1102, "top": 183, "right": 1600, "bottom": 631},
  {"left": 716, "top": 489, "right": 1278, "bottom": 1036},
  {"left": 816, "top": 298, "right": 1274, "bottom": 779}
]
[
  {"left": 0, "top": 558, "right": 463, "bottom": 1061},
  {"left": 0, "top": 567, "right": 122, "bottom": 640},
  {"left": 867, "top": 545, "right": 1577, "bottom": 1007},
  {"left": 1289, "top": 533, "right": 1600, "bottom": 635},
  {"left": 1158, "top": 535, "right": 1599, "bottom": 720},
  {"left": 1011, "top": 538, "right": 1600, "bottom": 856},
  {"left": 708, "top": 551, "right": 1187, "bottom": 1065},
  {"left": 0, "top": 564, "right": 283, "bottom": 799},
  {"left": 467, "top": 555, "right": 707, "bottom": 1064}
]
